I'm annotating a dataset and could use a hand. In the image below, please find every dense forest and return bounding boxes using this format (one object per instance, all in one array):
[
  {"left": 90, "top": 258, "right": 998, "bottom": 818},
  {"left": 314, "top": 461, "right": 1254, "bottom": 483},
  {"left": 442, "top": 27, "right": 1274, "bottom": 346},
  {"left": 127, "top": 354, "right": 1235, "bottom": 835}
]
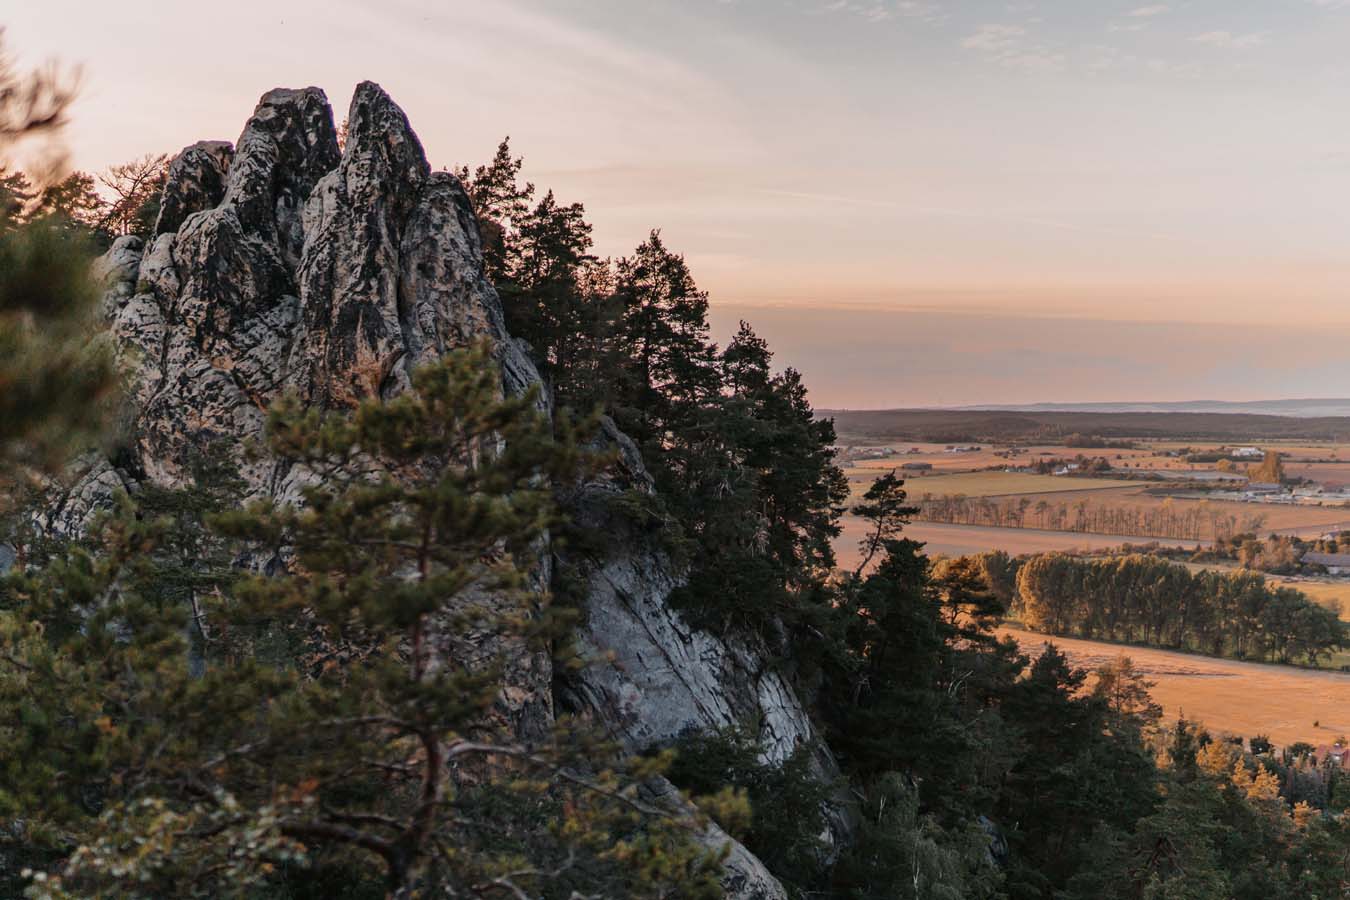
[
  {"left": 0, "top": 47, "right": 1348, "bottom": 900},
  {"left": 1016, "top": 553, "right": 1347, "bottom": 665}
]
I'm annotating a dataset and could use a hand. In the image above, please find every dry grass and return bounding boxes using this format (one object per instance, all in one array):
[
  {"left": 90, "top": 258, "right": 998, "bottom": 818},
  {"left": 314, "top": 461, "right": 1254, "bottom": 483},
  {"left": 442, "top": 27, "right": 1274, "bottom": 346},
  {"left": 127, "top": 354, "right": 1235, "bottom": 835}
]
[
  {"left": 1265, "top": 577, "right": 1350, "bottom": 618},
  {"left": 1285, "top": 462, "right": 1350, "bottom": 484},
  {"left": 899, "top": 471, "right": 1130, "bottom": 498},
  {"left": 984, "top": 485, "right": 1350, "bottom": 534},
  {"left": 833, "top": 516, "right": 1203, "bottom": 571},
  {"left": 1000, "top": 627, "right": 1350, "bottom": 747},
  {"left": 843, "top": 438, "right": 1350, "bottom": 486}
]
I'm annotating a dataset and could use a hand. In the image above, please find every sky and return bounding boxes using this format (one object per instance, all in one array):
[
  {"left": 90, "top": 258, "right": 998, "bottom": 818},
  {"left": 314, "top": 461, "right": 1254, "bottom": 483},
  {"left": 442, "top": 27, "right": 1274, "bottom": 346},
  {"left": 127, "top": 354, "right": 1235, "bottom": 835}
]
[{"left": 7, "top": 0, "right": 1350, "bottom": 407}]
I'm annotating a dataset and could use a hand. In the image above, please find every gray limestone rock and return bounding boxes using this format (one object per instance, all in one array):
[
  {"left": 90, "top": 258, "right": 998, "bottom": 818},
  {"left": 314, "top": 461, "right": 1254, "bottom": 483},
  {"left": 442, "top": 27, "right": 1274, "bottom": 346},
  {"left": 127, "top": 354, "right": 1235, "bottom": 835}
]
[
  {"left": 79, "top": 80, "right": 834, "bottom": 886},
  {"left": 154, "top": 140, "right": 233, "bottom": 236},
  {"left": 557, "top": 417, "right": 853, "bottom": 852}
]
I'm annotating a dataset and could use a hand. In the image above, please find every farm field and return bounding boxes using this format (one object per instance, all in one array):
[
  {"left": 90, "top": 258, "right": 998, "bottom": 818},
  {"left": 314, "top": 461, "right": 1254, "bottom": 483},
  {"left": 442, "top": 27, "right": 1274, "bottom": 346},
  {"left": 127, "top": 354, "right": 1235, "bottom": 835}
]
[
  {"left": 1286, "top": 462, "right": 1350, "bottom": 485},
  {"left": 934, "top": 484, "right": 1350, "bottom": 535},
  {"left": 1265, "top": 577, "right": 1350, "bottom": 618},
  {"left": 839, "top": 436, "right": 1350, "bottom": 481},
  {"left": 999, "top": 627, "right": 1350, "bottom": 747},
  {"left": 843, "top": 442, "right": 1067, "bottom": 474},
  {"left": 832, "top": 516, "right": 1204, "bottom": 570},
  {"left": 845, "top": 470, "right": 1131, "bottom": 500}
]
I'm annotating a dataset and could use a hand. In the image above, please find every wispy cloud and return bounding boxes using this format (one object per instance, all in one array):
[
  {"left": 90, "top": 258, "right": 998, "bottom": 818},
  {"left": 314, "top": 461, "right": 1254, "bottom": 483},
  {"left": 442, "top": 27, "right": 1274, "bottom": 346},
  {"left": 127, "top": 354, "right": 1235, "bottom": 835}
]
[
  {"left": 819, "top": 1, "right": 945, "bottom": 24},
  {"left": 1128, "top": 5, "right": 1170, "bottom": 16},
  {"left": 1193, "top": 30, "right": 1266, "bottom": 49},
  {"left": 960, "top": 24, "right": 1026, "bottom": 51},
  {"left": 959, "top": 23, "right": 1065, "bottom": 71},
  {"left": 895, "top": 1, "right": 946, "bottom": 23},
  {"left": 819, "top": 1, "right": 892, "bottom": 23}
]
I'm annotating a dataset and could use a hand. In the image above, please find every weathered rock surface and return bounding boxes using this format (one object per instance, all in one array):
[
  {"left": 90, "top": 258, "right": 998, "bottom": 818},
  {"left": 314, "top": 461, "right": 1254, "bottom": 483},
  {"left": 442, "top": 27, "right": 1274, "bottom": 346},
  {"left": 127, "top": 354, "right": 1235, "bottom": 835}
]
[
  {"left": 557, "top": 417, "right": 851, "bottom": 856},
  {"left": 95, "top": 83, "right": 553, "bottom": 740},
  {"left": 79, "top": 81, "right": 834, "bottom": 895},
  {"left": 28, "top": 454, "right": 131, "bottom": 540},
  {"left": 640, "top": 777, "right": 788, "bottom": 900},
  {"left": 154, "top": 141, "right": 233, "bottom": 237}
]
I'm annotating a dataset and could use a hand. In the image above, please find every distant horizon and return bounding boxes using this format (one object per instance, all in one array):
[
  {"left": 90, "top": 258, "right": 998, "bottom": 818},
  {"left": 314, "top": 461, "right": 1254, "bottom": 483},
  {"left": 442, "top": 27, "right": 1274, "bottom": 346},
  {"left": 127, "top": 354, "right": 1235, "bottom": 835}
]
[
  {"left": 10, "top": 0, "right": 1350, "bottom": 406},
  {"left": 818, "top": 398, "right": 1350, "bottom": 413},
  {"left": 707, "top": 305, "right": 1350, "bottom": 410}
]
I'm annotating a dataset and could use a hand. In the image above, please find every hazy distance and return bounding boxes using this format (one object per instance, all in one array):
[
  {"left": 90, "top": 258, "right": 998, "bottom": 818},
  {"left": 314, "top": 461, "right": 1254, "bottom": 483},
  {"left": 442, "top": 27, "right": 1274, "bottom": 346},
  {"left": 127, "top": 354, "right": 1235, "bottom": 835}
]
[{"left": 12, "top": 0, "right": 1350, "bottom": 407}]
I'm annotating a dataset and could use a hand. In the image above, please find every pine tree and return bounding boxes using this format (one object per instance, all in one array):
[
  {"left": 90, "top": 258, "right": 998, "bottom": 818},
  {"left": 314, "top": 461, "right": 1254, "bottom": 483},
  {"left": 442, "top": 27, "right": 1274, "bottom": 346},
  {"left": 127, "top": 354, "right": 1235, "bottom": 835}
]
[
  {"left": 454, "top": 137, "right": 534, "bottom": 283},
  {"left": 610, "top": 230, "right": 719, "bottom": 450},
  {"left": 0, "top": 165, "right": 32, "bottom": 227},
  {"left": 1, "top": 345, "right": 727, "bottom": 898},
  {"left": 30, "top": 170, "right": 106, "bottom": 236},
  {"left": 850, "top": 470, "right": 917, "bottom": 577}
]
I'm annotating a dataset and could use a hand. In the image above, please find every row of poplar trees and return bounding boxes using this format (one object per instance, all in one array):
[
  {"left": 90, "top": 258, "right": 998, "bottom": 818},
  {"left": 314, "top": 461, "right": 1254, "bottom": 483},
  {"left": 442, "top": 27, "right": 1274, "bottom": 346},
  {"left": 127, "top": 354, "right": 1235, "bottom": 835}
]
[{"left": 1016, "top": 553, "right": 1346, "bottom": 665}]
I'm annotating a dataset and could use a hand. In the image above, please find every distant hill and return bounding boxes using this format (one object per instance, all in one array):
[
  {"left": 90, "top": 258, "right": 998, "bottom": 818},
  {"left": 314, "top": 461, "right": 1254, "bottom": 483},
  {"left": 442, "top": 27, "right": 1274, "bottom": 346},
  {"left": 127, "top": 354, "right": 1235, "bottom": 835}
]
[
  {"left": 818, "top": 406, "right": 1350, "bottom": 443},
  {"left": 954, "top": 399, "right": 1350, "bottom": 418}
]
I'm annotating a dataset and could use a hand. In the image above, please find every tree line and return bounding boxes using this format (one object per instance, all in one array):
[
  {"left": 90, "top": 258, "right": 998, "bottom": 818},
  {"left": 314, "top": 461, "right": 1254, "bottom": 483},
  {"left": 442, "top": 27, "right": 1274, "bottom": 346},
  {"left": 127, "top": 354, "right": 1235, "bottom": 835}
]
[
  {"left": 1, "top": 152, "right": 170, "bottom": 242},
  {"left": 456, "top": 139, "right": 849, "bottom": 639},
  {"left": 916, "top": 492, "right": 1265, "bottom": 541},
  {"left": 1016, "top": 553, "right": 1346, "bottom": 665}
]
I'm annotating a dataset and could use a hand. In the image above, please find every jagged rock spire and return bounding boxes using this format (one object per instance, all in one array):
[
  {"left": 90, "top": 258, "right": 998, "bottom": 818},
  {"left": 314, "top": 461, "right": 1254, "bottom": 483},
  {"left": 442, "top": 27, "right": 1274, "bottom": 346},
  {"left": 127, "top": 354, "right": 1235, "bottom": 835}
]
[{"left": 88, "top": 82, "right": 823, "bottom": 897}]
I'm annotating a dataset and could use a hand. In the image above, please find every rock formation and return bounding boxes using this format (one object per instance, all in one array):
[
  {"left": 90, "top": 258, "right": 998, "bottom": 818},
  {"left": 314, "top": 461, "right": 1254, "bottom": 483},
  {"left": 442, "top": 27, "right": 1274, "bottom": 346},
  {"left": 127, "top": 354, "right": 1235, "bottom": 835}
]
[{"left": 81, "top": 82, "right": 840, "bottom": 897}]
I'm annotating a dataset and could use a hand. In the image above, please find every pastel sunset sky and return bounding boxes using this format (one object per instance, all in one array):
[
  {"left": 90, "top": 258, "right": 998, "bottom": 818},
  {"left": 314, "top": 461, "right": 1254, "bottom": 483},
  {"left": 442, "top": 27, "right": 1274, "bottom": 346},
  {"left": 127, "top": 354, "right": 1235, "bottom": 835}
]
[{"left": 9, "top": 0, "right": 1350, "bottom": 406}]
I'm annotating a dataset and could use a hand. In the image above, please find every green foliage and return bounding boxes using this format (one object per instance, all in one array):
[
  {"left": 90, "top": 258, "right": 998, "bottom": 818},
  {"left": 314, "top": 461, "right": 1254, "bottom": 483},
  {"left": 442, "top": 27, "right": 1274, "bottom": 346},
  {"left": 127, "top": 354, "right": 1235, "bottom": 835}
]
[
  {"left": 1016, "top": 552, "right": 1346, "bottom": 664},
  {"left": 832, "top": 773, "right": 1003, "bottom": 900},
  {"left": 849, "top": 469, "right": 917, "bottom": 577},
  {"left": 0, "top": 27, "right": 114, "bottom": 566},
  {"left": 821, "top": 507, "right": 1167, "bottom": 899},
  {"left": 0, "top": 345, "right": 725, "bottom": 898},
  {"left": 1067, "top": 727, "right": 1350, "bottom": 900},
  {"left": 666, "top": 727, "right": 834, "bottom": 895},
  {"left": 994, "top": 646, "right": 1159, "bottom": 897},
  {"left": 459, "top": 144, "right": 849, "bottom": 649},
  {"left": 666, "top": 323, "right": 849, "bottom": 640},
  {"left": 0, "top": 217, "right": 115, "bottom": 470}
]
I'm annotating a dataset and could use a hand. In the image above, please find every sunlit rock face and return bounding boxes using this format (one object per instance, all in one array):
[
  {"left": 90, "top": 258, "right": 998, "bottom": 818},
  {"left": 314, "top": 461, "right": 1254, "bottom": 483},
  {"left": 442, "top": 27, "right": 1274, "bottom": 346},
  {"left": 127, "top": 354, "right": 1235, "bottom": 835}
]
[
  {"left": 556, "top": 416, "right": 853, "bottom": 860},
  {"left": 106, "top": 83, "right": 538, "bottom": 495},
  {"left": 83, "top": 82, "right": 835, "bottom": 897},
  {"left": 96, "top": 83, "right": 553, "bottom": 742}
]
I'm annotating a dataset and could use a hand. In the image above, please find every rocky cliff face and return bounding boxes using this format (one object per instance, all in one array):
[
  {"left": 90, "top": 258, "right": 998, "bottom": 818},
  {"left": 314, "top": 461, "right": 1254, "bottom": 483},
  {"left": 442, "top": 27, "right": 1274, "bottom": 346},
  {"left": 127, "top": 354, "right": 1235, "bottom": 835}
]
[
  {"left": 83, "top": 82, "right": 838, "bottom": 897},
  {"left": 557, "top": 417, "right": 850, "bottom": 856}
]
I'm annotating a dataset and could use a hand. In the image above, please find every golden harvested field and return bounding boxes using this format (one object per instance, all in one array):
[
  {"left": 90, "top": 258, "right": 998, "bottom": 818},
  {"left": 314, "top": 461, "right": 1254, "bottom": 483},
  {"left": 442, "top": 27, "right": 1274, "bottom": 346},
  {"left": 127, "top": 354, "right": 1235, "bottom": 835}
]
[
  {"left": 844, "top": 443, "right": 1056, "bottom": 474},
  {"left": 988, "top": 485, "right": 1350, "bottom": 535},
  {"left": 843, "top": 469, "right": 1131, "bottom": 502},
  {"left": 1285, "top": 462, "right": 1350, "bottom": 485},
  {"left": 900, "top": 471, "right": 1131, "bottom": 498},
  {"left": 842, "top": 439, "right": 1350, "bottom": 485},
  {"left": 1266, "top": 578, "right": 1350, "bottom": 617},
  {"left": 999, "top": 627, "right": 1350, "bottom": 747},
  {"left": 833, "top": 516, "right": 1203, "bottom": 570}
]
